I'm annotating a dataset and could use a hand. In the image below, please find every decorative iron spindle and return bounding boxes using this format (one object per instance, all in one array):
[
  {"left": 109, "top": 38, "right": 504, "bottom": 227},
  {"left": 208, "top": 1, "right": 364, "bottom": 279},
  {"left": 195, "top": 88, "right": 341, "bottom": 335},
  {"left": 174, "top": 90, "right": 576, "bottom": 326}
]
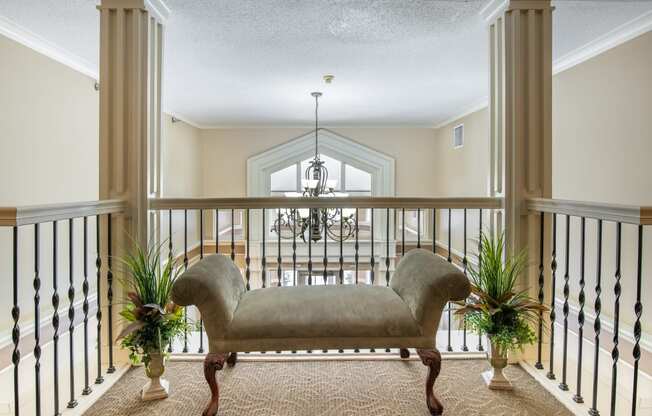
[
  {"left": 199, "top": 210, "right": 205, "bottom": 354},
  {"left": 277, "top": 209, "right": 282, "bottom": 287},
  {"left": 245, "top": 209, "right": 251, "bottom": 290},
  {"left": 432, "top": 208, "right": 436, "bottom": 254},
  {"left": 631, "top": 225, "right": 643, "bottom": 416},
  {"left": 307, "top": 212, "right": 312, "bottom": 286},
  {"left": 34, "top": 224, "right": 42, "bottom": 415},
  {"left": 183, "top": 210, "right": 189, "bottom": 353},
  {"left": 231, "top": 209, "right": 235, "bottom": 261},
  {"left": 82, "top": 217, "right": 91, "bottom": 396},
  {"left": 417, "top": 208, "right": 421, "bottom": 248},
  {"left": 67, "top": 219, "right": 78, "bottom": 408},
  {"left": 323, "top": 209, "right": 328, "bottom": 284},
  {"left": 560, "top": 215, "right": 571, "bottom": 391},
  {"left": 547, "top": 213, "right": 557, "bottom": 380},
  {"left": 292, "top": 214, "right": 297, "bottom": 286},
  {"left": 535, "top": 212, "right": 545, "bottom": 369},
  {"left": 401, "top": 208, "right": 405, "bottom": 256},
  {"left": 262, "top": 209, "right": 267, "bottom": 288},
  {"left": 95, "top": 216, "right": 104, "bottom": 384},
  {"left": 446, "top": 209, "right": 452, "bottom": 352},
  {"left": 477, "top": 209, "right": 484, "bottom": 351},
  {"left": 370, "top": 208, "right": 375, "bottom": 286},
  {"left": 610, "top": 222, "right": 622, "bottom": 416},
  {"left": 52, "top": 221, "right": 61, "bottom": 414},
  {"left": 11, "top": 227, "right": 20, "bottom": 416},
  {"left": 339, "top": 211, "right": 344, "bottom": 285},
  {"left": 106, "top": 214, "right": 115, "bottom": 373},
  {"left": 354, "top": 209, "right": 359, "bottom": 284},
  {"left": 461, "top": 209, "right": 468, "bottom": 352},
  {"left": 167, "top": 211, "right": 173, "bottom": 354},
  {"left": 589, "top": 219, "right": 602, "bottom": 416},
  {"left": 573, "top": 217, "right": 586, "bottom": 403},
  {"left": 215, "top": 209, "right": 219, "bottom": 254},
  {"left": 386, "top": 208, "right": 390, "bottom": 286}
]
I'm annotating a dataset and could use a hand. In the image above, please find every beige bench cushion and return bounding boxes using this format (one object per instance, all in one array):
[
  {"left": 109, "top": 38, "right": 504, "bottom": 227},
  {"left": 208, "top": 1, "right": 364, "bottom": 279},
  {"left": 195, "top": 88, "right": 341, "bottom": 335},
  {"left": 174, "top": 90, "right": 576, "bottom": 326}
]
[{"left": 226, "top": 285, "right": 422, "bottom": 340}]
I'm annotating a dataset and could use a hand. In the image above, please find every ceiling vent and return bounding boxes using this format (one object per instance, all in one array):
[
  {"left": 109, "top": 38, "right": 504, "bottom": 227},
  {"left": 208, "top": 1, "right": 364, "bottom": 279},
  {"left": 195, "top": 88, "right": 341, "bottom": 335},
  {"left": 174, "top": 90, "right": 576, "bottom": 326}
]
[{"left": 453, "top": 124, "right": 464, "bottom": 149}]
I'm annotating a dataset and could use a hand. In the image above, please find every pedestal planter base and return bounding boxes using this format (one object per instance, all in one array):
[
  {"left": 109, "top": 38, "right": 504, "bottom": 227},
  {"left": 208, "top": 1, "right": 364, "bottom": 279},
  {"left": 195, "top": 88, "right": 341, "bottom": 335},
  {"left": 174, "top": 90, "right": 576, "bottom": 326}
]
[
  {"left": 482, "top": 369, "right": 513, "bottom": 390},
  {"left": 142, "top": 377, "right": 170, "bottom": 400}
]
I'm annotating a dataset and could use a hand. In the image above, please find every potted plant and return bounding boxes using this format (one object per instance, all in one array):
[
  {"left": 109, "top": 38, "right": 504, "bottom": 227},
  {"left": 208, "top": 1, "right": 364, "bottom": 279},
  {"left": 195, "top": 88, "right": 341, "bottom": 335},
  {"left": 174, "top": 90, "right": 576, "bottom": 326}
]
[
  {"left": 456, "top": 232, "right": 546, "bottom": 390},
  {"left": 117, "top": 241, "right": 187, "bottom": 401}
]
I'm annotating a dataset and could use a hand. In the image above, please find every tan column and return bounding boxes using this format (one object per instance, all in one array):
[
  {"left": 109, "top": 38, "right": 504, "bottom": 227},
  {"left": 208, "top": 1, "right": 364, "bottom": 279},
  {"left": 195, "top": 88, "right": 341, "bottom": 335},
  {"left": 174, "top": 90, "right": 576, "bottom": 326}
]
[
  {"left": 98, "top": 0, "right": 167, "bottom": 365},
  {"left": 488, "top": 0, "right": 553, "bottom": 362}
]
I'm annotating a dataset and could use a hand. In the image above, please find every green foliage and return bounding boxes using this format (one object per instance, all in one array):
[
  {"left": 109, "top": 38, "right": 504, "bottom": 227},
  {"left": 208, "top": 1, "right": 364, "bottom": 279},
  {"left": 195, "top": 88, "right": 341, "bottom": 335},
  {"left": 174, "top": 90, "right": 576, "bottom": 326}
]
[
  {"left": 456, "top": 232, "right": 546, "bottom": 355},
  {"left": 116, "top": 239, "right": 189, "bottom": 365}
]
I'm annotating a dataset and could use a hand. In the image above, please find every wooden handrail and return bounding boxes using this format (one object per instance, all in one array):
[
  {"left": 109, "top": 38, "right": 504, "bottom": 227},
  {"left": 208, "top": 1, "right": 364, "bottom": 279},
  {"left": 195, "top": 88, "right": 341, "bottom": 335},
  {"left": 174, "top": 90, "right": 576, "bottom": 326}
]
[
  {"left": 0, "top": 199, "right": 127, "bottom": 226},
  {"left": 148, "top": 196, "right": 503, "bottom": 210},
  {"left": 527, "top": 197, "right": 652, "bottom": 225}
]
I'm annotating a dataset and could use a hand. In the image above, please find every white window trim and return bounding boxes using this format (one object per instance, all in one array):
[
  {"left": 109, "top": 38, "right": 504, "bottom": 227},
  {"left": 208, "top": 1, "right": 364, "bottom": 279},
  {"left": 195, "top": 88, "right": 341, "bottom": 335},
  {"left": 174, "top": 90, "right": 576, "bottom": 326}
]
[{"left": 453, "top": 123, "right": 464, "bottom": 149}]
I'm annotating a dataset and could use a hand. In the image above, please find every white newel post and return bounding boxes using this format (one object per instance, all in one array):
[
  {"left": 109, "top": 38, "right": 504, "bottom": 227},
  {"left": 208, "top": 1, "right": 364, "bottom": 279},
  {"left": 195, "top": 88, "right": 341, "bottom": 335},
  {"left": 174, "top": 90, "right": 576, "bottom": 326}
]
[
  {"left": 487, "top": 0, "right": 553, "bottom": 364},
  {"left": 98, "top": 0, "right": 167, "bottom": 367}
]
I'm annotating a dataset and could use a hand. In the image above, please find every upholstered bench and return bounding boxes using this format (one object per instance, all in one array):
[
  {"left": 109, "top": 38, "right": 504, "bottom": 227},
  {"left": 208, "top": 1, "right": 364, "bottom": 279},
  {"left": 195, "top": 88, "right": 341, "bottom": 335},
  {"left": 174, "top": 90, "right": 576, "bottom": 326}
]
[{"left": 171, "top": 248, "right": 470, "bottom": 416}]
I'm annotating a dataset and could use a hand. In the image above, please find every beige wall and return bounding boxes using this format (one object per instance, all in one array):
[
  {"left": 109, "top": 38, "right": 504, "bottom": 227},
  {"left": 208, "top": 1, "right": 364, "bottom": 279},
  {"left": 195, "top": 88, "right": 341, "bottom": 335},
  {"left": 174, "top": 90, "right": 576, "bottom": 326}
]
[{"left": 199, "top": 127, "right": 438, "bottom": 197}]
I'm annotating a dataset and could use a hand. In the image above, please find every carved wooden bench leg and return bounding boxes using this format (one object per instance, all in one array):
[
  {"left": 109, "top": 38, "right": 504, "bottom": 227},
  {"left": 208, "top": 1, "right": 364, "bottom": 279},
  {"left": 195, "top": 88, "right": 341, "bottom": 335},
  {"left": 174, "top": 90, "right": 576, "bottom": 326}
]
[
  {"left": 399, "top": 348, "right": 410, "bottom": 359},
  {"left": 416, "top": 349, "right": 443, "bottom": 416},
  {"left": 226, "top": 352, "right": 238, "bottom": 367},
  {"left": 203, "top": 352, "right": 227, "bottom": 416}
]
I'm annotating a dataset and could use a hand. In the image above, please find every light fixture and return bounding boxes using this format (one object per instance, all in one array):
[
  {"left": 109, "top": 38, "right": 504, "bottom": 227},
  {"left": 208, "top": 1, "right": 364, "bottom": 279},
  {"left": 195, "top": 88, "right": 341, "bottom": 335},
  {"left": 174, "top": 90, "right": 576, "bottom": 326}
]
[{"left": 272, "top": 92, "right": 356, "bottom": 243}]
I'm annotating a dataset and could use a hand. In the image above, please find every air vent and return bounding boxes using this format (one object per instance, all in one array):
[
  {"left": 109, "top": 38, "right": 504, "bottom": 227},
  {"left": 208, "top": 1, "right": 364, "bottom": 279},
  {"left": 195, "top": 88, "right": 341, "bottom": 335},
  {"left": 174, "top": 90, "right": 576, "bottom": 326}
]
[{"left": 453, "top": 124, "right": 464, "bottom": 148}]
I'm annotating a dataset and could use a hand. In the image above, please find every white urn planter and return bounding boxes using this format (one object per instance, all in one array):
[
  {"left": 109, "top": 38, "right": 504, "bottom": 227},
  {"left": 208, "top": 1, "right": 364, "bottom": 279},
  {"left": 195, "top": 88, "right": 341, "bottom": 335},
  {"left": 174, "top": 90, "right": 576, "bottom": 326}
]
[
  {"left": 141, "top": 352, "right": 170, "bottom": 401},
  {"left": 482, "top": 340, "right": 513, "bottom": 390}
]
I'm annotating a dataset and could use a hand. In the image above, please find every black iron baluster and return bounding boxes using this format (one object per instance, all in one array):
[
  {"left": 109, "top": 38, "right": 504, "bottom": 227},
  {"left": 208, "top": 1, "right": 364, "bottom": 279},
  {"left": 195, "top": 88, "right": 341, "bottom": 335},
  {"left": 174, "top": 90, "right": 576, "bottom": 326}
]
[
  {"left": 401, "top": 208, "right": 405, "bottom": 257},
  {"left": 167, "top": 211, "right": 173, "bottom": 354},
  {"left": 308, "top": 211, "right": 313, "bottom": 286},
  {"left": 446, "top": 209, "right": 452, "bottom": 352},
  {"left": 262, "top": 209, "right": 267, "bottom": 288},
  {"left": 33, "top": 223, "right": 42, "bottom": 415},
  {"left": 535, "top": 212, "right": 545, "bottom": 369},
  {"left": 354, "top": 209, "right": 359, "bottom": 285},
  {"left": 370, "top": 208, "right": 375, "bottom": 286},
  {"left": 339, "top": 210, "right": 344, "bottom": 285},
  {"left": 53, "top": 221, "right": 61, "bottom": 414},
  {"left": 432, "top": 208, "right": 436, "bottom": 254},
  {"left": 81, "top": 218, "right": 91, "bottom": 396},
  {"left": 292, "top": 212, "right": 297, "bottom": 286},
  {"left": 230, "top": 209, "right": 235, "bottom": 261},
  {"left": 215, "top": 209, "right": 219, "bottom": 254},
  {"left": 559, "top": 214, "right": 570, "bottom": 391},
  {"left": 11, "top": 226, "right": 20, "bottom": 416},
  {"left": 610, "top": 222, "right": 622, "bottom": 416},
  {"left": 277, "top": 209, "right": 282, "bottom": 287},
  {"left": 370, "top": 208, "right": 375, "bottom": 353},
  {"left": 386, "top": 208, "right": 390, "bottom": 286},
  {"left": 95, "top": 216, "right": 104, "bottom": 384},
  {"left": 574, "top": 217, "right": 586, "bottom": 403},
  {"left": 67, "top": 219, "right": 77, "bottom": 409},
  {"left": 462, "top": 209, "right": 468, "bottom": 352},
  {"left": 417, "top": 208, "right": 421, "bottom": 248},
  {"left": 245, "top": 209, "right": 251, "bottom": 290},
  {"left": 182, "top": 210, "right": 189, "bottom": 353},
  {"left": 589, "top": 219, "right": 603, "bottom": 416},
  {"left": 477, "top": 209, "right": 484, "bottom": 351},
  {"left": 547, "top": 213, "right": 557, "bottom": 380},
  {"left": 198, "top": 210, "right": 204, "bottom": 354},
  {"left": 632, "top": 224, "right": 643, "bottom": 416},
  {"left": 106, "top": 214, "right": 115, "bottom": 373},
  {"left": 323, "top": 209, "right": 328, "bottom": 285}
]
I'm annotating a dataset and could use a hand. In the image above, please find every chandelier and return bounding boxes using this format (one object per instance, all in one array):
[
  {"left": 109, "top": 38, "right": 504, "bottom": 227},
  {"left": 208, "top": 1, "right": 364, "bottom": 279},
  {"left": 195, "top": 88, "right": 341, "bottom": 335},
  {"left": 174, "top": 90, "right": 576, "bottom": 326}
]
[{"left": 271, "top": 92, "right": 356, "bottom": 242}]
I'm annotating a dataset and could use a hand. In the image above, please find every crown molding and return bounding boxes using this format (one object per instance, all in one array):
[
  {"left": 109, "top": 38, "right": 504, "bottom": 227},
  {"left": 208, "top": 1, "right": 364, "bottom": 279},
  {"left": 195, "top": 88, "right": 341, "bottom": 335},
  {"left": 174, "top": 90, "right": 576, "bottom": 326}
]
[
  {"left": 479, "top": 0, "right": 507, "bottom": 23},
  {"left": 146, "top": 0, "right": 170, "bottom": 23},
  {"left": 553, "top": 8, "right": 652, "bottom": 75},
  {"left": 0, "top": 14, "right": 98, "bottom": 79},
  {"left": 434, "top": 98, "right": 489, "bottom": 129}
]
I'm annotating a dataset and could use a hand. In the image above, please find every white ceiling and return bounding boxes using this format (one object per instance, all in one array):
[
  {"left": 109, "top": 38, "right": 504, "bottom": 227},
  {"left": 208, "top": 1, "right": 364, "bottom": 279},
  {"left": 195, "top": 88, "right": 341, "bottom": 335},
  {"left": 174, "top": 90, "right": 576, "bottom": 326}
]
[{"left": 1, "top": 0, "right": 651, "bottom": 127}]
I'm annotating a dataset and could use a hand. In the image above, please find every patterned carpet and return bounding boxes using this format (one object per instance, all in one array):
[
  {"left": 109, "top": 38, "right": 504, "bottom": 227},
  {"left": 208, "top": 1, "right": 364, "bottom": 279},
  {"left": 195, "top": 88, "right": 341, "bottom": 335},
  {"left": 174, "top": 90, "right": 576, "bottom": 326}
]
[{"left": 84, "top": 359, "right": 571, "bottom": 416}]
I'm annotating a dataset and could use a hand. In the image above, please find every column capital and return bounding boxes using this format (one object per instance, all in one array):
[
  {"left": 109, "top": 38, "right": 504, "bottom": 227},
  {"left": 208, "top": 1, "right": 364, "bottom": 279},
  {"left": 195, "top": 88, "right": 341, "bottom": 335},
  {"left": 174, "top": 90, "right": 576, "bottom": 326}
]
[
  {"left": 481, "top": 0, "right": 551, "bottom": 24},
  {"left": 98, "top": 0, "right": 169, "bottom": 23}
]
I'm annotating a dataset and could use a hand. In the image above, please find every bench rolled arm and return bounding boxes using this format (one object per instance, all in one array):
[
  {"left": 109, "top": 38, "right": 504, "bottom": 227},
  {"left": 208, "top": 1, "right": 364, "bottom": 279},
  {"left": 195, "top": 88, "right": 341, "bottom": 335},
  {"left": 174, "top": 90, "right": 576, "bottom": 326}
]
[
  {"left": 390, "top": 249, "right": 470, "bottom": 335},
  {"left": 171, "top": 254, "right": 246, "bottom": 339}
]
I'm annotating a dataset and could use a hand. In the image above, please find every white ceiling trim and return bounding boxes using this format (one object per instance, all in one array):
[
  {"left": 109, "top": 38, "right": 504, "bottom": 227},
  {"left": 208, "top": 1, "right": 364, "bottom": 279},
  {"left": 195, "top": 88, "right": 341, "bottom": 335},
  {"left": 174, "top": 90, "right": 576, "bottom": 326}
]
[
  {"left": 479, "top": 0, "right": 507, "bottom": 23},
  {"left": 0, "top": 14, "right": 98, "bottom": 79},
  {"left": 434, "top": 98, "right": 489, "bottom": 129},
  {"left": 146, "top": 0, "right": 171, "bottom": 24},
  {"left": 553, "top": 8, "right": 652, "bottom": 74}
]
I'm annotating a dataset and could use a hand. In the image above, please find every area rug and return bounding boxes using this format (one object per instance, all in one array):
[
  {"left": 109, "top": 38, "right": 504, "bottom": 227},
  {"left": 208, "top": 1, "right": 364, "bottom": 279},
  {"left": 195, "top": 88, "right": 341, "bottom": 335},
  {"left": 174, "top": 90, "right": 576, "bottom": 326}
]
[{"left": 84, "top": 359, "right": 571, "bottom": 415}]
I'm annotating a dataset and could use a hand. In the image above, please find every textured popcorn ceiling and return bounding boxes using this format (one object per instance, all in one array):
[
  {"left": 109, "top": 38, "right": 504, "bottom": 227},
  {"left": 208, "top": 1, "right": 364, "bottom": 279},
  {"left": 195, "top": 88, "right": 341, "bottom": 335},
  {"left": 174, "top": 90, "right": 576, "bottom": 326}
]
[{"left": 1, "top": 0, "right": 651, "bottom": 126}]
